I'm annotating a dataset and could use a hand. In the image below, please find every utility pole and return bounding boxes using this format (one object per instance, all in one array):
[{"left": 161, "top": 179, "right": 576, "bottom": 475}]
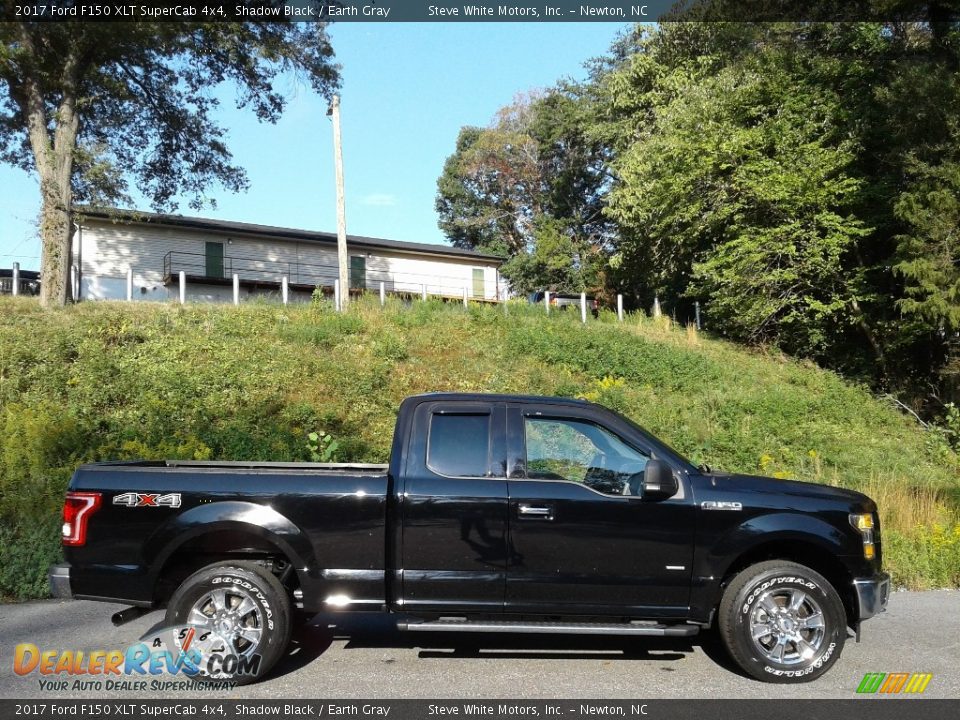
[{"left": 330, "top": 95, "right": 349, "bottom": 310}]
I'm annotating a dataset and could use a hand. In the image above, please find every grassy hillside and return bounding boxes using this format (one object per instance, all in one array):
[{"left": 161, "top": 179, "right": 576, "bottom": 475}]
[{"left": 1, "top": 295, "right": 958, "bottom": 600}]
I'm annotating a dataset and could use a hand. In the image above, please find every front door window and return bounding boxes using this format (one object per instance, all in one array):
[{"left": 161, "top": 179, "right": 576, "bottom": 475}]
[{"left": 524, "top": 417, "right": 649, "bottom": 496}]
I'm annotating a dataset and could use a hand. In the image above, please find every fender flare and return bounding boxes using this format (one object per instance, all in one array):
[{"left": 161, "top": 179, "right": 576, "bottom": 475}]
[
  {"left": 708, "top": 512, "right": 849, "bottom": 574},
  {"left": 689, "top": 512, "right": 853, "bottom": 622},
  {"left": 144, "top": 501, "right": 317, "bottom": 592}
]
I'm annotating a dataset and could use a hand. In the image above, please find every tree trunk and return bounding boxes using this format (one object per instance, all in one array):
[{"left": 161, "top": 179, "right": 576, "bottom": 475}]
[
  {"left": 38, "top": 178, "right": 73, "bottom": 307},
  {"left": 851, "top": 297, "right": 887, "bottom": 383},
  {"left": 16, "top": 24, "right": 81, "bottom": 308}
]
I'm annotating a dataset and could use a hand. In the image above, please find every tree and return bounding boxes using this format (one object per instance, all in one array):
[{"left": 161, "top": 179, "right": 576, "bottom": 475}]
[
  {"left": 436, "top": 96, "right": 543, "bottom": 259},
  {"left": 0, "top": 18, "right": 339, "bottom": 306},
  {"left": 436, "top": 90, "right": 610, "bottom": 295},
  {"left": 591, "top": 21, "right": 960, "bottom": 388}
]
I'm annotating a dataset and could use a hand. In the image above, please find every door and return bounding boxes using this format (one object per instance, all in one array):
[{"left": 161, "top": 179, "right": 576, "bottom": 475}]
[
  {"left": 205, "top": 242, "right": 224, "bottom": 279},
  {"left": 505, "top": 405, "right": 694, "bottom": 617},
  {"left": 472, "top": 268, "right": 485, "bottom": 298},
  {"left": 350, "top": 255, "right": 366, "bottom": 290},
  {"left": 399, "top": 401, "right": 508, "bottom": 612}
]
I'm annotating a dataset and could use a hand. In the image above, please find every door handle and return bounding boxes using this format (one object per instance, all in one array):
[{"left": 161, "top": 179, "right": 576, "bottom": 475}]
[{"left": 518, "top": 504, "right": 554, "bottom": 520}]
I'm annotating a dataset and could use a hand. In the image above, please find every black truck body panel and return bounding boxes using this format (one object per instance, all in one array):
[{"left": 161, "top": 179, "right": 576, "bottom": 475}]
[
  {"left": 66, "top": 462, "right": 390, "bottom": 611},
  {"left": 55, "top": 393, "right": 886, "bottom": 630}
]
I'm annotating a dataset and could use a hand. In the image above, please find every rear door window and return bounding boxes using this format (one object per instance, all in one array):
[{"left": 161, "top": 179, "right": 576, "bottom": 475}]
[{"left": 428, "top": 413, "right": 491, "bottom": 478}]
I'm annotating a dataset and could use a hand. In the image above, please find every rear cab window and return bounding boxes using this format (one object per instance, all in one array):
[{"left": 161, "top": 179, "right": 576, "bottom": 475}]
[{"left": 427, "top": 412, "right": 492, "bottom": 478}]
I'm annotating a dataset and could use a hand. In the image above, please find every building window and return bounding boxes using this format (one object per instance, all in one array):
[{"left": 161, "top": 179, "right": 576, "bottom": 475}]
[
  {"left": 472, "top": 268, "right": 484, "bottom": 298},
  {"left": 205, "top": 241, "right": 224, "bottom": 279},
  {"left": 350, "top": 255, "right": 366, "bottom": 290}
]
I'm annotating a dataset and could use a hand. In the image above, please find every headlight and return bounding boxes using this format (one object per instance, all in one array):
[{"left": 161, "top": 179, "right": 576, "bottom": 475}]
[{"left": 850, "top": 513, "right": 876, "bottom": 559}]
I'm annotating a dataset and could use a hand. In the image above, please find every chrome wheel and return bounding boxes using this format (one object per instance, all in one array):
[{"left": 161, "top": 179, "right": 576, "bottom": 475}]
[
  {"left": 749, "top": 587, "right": 825, "bottom": 665},
  {"left": 187, "top": 586, "right": 264, "bottom": 659}
]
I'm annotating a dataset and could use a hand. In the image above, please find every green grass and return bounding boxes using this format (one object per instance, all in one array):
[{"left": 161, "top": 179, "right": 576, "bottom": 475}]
[{"left": 1, "top": 294, "right": 958, "bottom": 599}]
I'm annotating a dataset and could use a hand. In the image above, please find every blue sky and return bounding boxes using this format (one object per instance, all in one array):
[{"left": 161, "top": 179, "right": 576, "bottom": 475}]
[{"left": 0, "top": 22, "right": 632, "bottom": 271}]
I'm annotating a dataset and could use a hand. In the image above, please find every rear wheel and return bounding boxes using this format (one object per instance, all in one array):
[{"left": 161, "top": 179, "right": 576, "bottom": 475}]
[
  {"left": 165, "top": 562, "right": 292, "bottom": 684},
  {"left": 718, "top": 560, "right": 846, "bottom": 682}
]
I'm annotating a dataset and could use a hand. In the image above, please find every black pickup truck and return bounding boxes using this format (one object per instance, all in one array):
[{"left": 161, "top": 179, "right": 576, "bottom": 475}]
[{"left": 49, "top": 393, "right": 889, "bottom": 684}]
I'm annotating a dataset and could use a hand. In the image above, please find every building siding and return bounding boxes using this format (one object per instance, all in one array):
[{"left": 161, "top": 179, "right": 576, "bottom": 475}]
[{"left": 75, "top": 219, "right": 501, "bottom": 302}]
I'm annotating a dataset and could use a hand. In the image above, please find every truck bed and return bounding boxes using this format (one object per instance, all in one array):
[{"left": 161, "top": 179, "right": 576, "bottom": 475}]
[{"left": 65, "top": 459, "right": 391, "bottom": 610}]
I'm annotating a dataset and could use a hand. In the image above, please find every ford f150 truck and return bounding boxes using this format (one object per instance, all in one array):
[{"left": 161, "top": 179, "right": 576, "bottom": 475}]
[{"left": 49, "top": 393, "right": 889, "bottom": 684}]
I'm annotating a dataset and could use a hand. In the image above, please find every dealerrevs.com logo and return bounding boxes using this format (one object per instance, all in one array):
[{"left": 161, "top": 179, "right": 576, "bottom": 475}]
[
  {"left": 856, "top": 672, "right": 934, "bottom": 694},
  {"left": 13, "top": 625, "right": 259, "bottom": 691}
]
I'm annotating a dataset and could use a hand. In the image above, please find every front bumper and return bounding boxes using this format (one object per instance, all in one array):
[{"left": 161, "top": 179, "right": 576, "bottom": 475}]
[
  {"left": 853, "top": 571, "right": 890, "bottom": 621},
  {"left": 48, "top": 564, "right": 73, "bottom": 599}
]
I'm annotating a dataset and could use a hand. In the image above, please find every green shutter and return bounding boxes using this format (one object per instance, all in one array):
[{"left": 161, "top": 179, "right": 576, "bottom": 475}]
[
  {"left": 350, "top": 256, "right": 366, "bottom": 289},
  {"left": 205, "top": 242, "right": 224, "bottom": 279},
  {"left": 472, "top": 268, "right": 484, "bottom": 298}
]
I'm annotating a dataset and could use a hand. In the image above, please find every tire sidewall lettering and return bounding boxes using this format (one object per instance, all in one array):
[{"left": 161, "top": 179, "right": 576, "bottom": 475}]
[
  {"left": 741, "top": 576, "right": 817, "bottom": 615},
  {"left": 210, "top": 574, "right": 276, "bottom": 631},
  {"left": 763, "top": 642, "right": 836, "bottom": 677}
]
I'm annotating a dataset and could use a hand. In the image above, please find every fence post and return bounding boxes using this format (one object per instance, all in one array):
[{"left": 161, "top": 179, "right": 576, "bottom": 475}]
[
  {"left": 421, "top": 284, "right": 427, "bottom": 301},
  {"left": 653, "top": 296, "right": 661, "bottom": 318},
  {"left": 334, "top": 279, "right": 341, "bottom": 312},
  {"left": 695, "top": 301, "right": 701, "bottom": 330},
  {"left": 544, "top": 290, "right": 550, "bottom": 315},
  {"left": 617, "top": 294, "right": 623, "bottom": 322},
  {"left": 580, "top": 292, "right": 587, "bottom": 324},
  {"left": 232, "top": 274, "right": 239, "bottom": 306},
  {"left": 11, "top": 262, "right": 19, "bottom": 297},
  {"left": 379, "top": 281, "right": 385, "bottom": 308},
  {"left": 178, "top": 271, "right": 186, "bottom": 305},
  {"left": 126, "top": 266, "right": 133, "bottom": 301},
  {"left": 463, "top": 286, "right": 469, "bottom": 309},
  {"left": 282, "top": 276, "right": 289, "bottom": 305}
]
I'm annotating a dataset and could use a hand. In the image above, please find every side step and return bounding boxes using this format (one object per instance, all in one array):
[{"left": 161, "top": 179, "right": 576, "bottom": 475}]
[{"left": 398, "top": 619, "right": 699, "bottom": 637}]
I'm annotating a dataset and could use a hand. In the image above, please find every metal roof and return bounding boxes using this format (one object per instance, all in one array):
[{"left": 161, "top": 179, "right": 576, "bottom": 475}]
[{"left": 77, "top": 208, "right": 504, "bottom": 264}]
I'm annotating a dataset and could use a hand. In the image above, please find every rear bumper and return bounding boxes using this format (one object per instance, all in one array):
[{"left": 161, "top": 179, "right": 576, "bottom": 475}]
[
  {"left": 853, "top": 571, "right": 890, "bottom": 621},
  {"left": 48, "top": 564, "right": 73, "bottom": 599}
]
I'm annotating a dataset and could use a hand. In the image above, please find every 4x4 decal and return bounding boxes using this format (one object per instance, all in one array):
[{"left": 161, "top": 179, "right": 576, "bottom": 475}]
[{"left": 112, "top": 492, "right": 181, "bottom": 508}]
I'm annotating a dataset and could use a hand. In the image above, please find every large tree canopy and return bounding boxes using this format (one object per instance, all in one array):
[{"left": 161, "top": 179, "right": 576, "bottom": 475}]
[
  {"left": 0, "top": 18, "right": 339, "bottom": 306},
  {"left": 436, "top": 15, "right": 960, "bottom": 414},
  {"left": 436, "top": 91, "right": 610, "bottom": 296},
  {"left": 596, "top": 20, "right": 960, "bottom": 400}
]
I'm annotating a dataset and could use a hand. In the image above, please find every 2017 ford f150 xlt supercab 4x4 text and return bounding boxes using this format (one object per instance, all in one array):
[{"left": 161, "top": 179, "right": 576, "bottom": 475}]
[{"left": 49, "top": 393, "right": 889, "bottom": 684}]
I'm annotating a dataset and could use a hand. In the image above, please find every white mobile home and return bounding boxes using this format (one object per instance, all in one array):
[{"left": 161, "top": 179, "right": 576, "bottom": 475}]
[{"left": 71, "top": 209, "right": 503, "bottom": 303}]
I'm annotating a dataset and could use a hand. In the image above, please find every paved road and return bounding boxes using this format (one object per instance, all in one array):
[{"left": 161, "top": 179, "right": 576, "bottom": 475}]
[{"left": 1, "top": 591, "right": 957, "bottom": 699}]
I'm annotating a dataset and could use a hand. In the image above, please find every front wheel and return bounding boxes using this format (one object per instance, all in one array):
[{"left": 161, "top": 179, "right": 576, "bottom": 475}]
[
  {"left": 718, "top": 560, "right": 846, "bottom": 682},
  {"left": 165, "top": 562, "right": 292, "bottom": 684}
]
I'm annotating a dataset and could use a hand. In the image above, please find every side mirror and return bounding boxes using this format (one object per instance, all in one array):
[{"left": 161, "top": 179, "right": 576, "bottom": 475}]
[{"left": 642, "top": 459, "right": 678, "bottom": 498}]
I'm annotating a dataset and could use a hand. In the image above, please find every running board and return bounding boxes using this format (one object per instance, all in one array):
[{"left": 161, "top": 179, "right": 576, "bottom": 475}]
[{"left": 398, "top": 620, "right": 699, "bottom": 637}]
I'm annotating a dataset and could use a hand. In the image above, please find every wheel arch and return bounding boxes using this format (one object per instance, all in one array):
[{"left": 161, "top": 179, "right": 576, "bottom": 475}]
[
  {"left": 717, "top": 539, "right": 857, "bottom": 627},
  {"left": 145, "top": 501, "right": 315, "bottom": 606}
]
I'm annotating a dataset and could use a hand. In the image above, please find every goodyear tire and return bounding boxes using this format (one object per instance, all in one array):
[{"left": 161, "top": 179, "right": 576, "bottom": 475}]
[
  {"left": 165, "top": 562, "right": 292, "bottom": 685},
  {"left": 718, "top": 560, "right": 846, "bottom": 682}
]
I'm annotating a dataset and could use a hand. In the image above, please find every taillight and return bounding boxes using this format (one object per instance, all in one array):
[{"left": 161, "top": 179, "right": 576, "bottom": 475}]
[{"left": 62, "top": 492, "right": 101, "bottom": 546}]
